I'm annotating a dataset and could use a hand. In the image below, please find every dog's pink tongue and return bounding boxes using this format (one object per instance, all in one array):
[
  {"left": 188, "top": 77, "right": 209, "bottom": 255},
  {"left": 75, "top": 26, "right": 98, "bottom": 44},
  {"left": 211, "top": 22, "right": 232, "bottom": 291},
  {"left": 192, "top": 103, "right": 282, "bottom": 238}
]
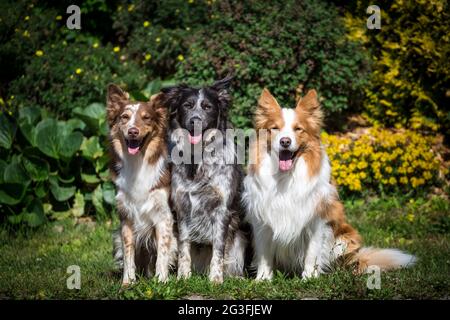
[
  {"left": 279, "top": 159, "right": 293, "bottom": 171},
  {"left": 188, "top": 134, "right": 202, "bottom": 145},
  {"left": 128, "top": 146, "right": 140, "bottom": 155}
]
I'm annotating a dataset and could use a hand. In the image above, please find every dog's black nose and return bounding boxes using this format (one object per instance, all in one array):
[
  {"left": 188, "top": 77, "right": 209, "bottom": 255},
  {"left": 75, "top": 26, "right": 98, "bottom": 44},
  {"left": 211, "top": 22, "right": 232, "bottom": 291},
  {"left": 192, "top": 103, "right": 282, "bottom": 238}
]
[
  {"left": 190, "top": 116, "right": 201, "bottom": 126},
  {"left": 280, "top": 137, "right": 291, "bottom": 148},
  {"left": 128, "top": 127, "right": 139, "bottom": 138}
]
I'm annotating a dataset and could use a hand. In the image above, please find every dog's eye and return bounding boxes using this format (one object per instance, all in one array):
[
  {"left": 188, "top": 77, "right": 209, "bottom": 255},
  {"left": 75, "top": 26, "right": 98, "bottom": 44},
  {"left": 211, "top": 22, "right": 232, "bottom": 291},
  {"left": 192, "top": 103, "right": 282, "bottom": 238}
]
[
  {"left": 295, "top": 127, "right": 304, "bottom": 132},
  {"left": 121, "top": 114, "right": 130, "bottom": 120},
  {"left": 142, "top": 114, "right": 151, "bottom": 121},
  {"left": 269, "top": 126, "right": 278, "bottom": 130},
  {"left": 202, "top": 103, "right": 211, "bottom": 110},
  {"left": 183, "top": 102, "right": 193, "bottom": 109}
]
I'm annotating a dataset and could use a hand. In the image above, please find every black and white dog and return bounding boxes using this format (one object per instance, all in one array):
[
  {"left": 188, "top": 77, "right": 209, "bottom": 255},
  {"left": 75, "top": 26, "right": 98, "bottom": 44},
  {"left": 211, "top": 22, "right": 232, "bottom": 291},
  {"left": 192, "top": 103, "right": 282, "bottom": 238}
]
[{"left": 161, "top": 76, "right": 248, "bottom": 283}]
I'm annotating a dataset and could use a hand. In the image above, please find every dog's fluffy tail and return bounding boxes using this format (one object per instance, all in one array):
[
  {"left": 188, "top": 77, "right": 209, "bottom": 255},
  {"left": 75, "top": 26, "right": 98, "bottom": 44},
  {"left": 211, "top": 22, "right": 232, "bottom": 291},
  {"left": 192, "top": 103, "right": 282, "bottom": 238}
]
[{"left": 351, "top": 247, "right": 416, "bottom": 273}]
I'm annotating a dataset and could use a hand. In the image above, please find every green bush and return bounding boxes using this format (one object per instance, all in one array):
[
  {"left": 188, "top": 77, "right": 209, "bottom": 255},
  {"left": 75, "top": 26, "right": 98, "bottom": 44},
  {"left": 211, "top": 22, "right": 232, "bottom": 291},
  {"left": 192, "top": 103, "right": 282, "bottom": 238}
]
[
  {"left": 0, "top": 1, "right": 60, "bottom": 87},
  {"left": 111, "top": 0, "right": 213, "bottom": 79},
  {"left": 9, "top": 37, "right": 147, "bottom": 117},
  {"left": 175, "top": 0, "right": 369, "bottom": 128}
]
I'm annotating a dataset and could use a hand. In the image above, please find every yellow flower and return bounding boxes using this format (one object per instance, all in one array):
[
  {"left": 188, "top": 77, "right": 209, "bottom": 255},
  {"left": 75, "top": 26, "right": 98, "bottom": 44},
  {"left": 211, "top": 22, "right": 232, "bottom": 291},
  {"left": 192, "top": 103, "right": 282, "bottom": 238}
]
[
  {"left": 423, "top": 171, "right": 432, "bottom": 180},
  {"left": 145, "top": 53, "right": 152, "bottom": 61},
  {"left": 75, "top": 68, "right": 83, "bottom": 74},
  {"left": 24, "top": 16, "right": 30, "bottom": 21},
  {"left": 360, "top": 172, "right": 367, "bottom": 179},
  {"left": 56, "top": 15, "right": 62, "bottom": 21},
  {"left": 406, "top": 213, "right": 415, "bottom": 222},
  {"left": 385, "top": 166, "right": 393, "bottom": 173},
  {"left": 145, "top": 288, "right": 153, "bottom": 298},
  {"left": 143, "top": 21, "right": 150, "bottom": 27},
  {"left": 188, "top": 0, "right": 194, "bottom": 3},
  {"left": 128, "top": 4, "right": 135, "bottom": 12},
  {"left": 92, "top": 42, "right": 99, "bottom": 49},
  {"left": 177, "top": 54, "right": 184, "bottom": 61},
  {"left": 113, "top": 46, "right": 120, "bottom": 53},
  {"left": 22, "top": 30, "right": 30, "bottom": 37},
  {"left": 399, "top": 176, "right": 408, "bottom": 184},
  {"left": 35, "top": 50, "right": 44, "bottom": 57},
  {"left": 389, "top": 177, "right": 396, "bottom": 185},
  {"left": 156, "top": 37, "right": 161, "bottom": 43}
]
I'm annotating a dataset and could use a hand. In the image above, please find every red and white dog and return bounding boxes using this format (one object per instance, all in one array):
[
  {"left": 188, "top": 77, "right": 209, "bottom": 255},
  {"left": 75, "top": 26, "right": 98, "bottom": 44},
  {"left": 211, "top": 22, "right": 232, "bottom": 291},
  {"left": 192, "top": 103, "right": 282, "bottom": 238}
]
[
  {"left": 243, "top": 88, "right": 416, "bottom": 280},
  {"left": 107, "top": 84, "right": 177, "bottom": 286}
]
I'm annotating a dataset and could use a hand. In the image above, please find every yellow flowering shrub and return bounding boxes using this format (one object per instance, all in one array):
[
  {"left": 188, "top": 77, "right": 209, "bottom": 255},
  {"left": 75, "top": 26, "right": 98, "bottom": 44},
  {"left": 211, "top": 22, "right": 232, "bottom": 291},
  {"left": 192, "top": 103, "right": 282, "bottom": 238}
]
[
  {"left": 343, "top": 0, "right": 449, "bottom": 137},
  {"left": 321, "top": 128, "right": 446, "bottom": 194}
]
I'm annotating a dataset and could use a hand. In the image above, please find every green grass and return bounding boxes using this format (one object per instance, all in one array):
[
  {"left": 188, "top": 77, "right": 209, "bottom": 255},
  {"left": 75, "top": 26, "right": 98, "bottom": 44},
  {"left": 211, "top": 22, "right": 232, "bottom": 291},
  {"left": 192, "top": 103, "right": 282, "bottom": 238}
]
[{"left": 0, "top": 196, "right": 449, "bottom": 299}]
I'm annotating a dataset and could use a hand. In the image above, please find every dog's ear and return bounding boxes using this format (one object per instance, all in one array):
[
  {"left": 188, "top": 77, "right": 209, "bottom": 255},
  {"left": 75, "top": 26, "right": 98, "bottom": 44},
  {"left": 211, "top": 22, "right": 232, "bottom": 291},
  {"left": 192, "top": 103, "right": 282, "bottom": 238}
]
[
  {"left": 255, "top": 88, "right": 282, "bottom": 129},
  {"left": 210, "top": 74, "right": 234, "bottom": 109},
  {"left": 210, "top": 74, "right": 234, "bottom": 93},
  {"left": 296, "top": 89, "right": 322, "bottom": 133},
  {"left": 106, "top": 84, "right": 128, "bottom": 126},
  {"left": 160, "top": 84, "right": 187, "bottom": 115},
  {"left": 296, "top": 89, "right": 319, "bottom": 112},
  {"left": 148, "top": 93, "right": 168, "bottom": 129},
  {"left": 257, "top": 88, "right": 281, "bottom": 112}
]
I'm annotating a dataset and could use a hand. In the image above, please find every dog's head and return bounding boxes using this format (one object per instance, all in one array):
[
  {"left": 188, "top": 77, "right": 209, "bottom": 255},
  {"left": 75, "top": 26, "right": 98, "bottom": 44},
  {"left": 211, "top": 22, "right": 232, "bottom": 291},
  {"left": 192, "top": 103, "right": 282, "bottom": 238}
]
[
  {"left": 106, "top": 84, "right": 167, "bottom": 156},
  {"left": 255, "top": 88, "right": 322, "bottom": 172},
  {"left": 160, "top": 75, "right": 233, "bottom": 144}
]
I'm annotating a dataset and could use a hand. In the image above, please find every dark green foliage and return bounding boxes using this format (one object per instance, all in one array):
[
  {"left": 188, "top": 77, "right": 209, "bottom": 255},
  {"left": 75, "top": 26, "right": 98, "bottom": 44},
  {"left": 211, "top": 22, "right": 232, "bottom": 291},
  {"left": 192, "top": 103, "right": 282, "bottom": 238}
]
[
  {"left": 175, "top": 0, "right": 369, "bottom": 128},
  {"left": 9, "top": 38, "right": 146, "bottom": 117}
]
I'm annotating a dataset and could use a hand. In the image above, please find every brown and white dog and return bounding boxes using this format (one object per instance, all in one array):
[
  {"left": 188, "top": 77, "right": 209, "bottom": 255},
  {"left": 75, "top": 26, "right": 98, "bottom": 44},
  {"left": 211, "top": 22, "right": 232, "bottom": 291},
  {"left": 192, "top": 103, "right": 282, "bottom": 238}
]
[
  {"left": 243, "top": 88, "right": 416, "bottom": 280},
  {"left": 107, "top": 84, "right": 177, "bottom": 286}
]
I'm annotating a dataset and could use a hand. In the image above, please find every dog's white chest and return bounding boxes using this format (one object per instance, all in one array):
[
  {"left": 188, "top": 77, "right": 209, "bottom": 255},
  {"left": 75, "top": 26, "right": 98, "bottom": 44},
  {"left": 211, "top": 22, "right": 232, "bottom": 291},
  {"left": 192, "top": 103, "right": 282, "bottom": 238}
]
[
  {"left": 115, "top": 155, "right": 166, "bottom": 217},
  {"left": 243, "top": 152, "right": 332, "bottom": 244}
]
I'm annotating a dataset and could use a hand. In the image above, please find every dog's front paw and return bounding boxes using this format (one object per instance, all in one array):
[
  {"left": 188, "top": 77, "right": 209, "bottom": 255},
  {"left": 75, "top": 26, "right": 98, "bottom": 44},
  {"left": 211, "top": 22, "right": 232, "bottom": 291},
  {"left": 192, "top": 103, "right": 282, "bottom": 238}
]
[
  {"left": 209, "top": 272, "right": 224, "bottom": 284},
  {"left": 301, "top": 268, "right": 319, "bottom": 279},
  {"left": 177, "top": 268, "right": 191, "bottom": 280},
  {"left": 156, "top": 272, "right": 169, "bottom": 283},
  {"left": 121, "top": 277, "right": 136, "bottom": 288},
  {"left": 255, "top": 270, "right": 273, "bottom": 281}
]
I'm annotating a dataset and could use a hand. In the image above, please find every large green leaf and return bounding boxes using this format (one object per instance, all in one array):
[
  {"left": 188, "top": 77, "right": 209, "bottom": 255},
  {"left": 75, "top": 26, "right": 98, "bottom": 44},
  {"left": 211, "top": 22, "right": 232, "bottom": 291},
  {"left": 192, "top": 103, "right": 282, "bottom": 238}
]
[
  {"left": 22, "top": 199, "right": 47, "bottom": 227},
  {"left": 71, "top": 191, "right": 85, "bottom": 217},
  {"left": 18, "top": 106, "right": 41, "bottom": 146},
  {"left": 80, "top": 136, "right": 104, "bottom": 160},
  {"left": 34, "top": 118, "right": 59, "bottom": 158},
  {"left": 4, "top": 162, "right": 30, "bottom": 185},
  {"left": 34, "top": 182, "right": 47, "bottom": 198},
  {"left": 0, "top": 113, "right": 16, "bottom": 149},
  {"left": 66, "top": 119, "right": 86, "bottom": 132},
  {"left": 0, "top": 183, "right": 27, "bottom": 205},
  {"left": 0, "top": 161, "right": 30, "bottom": 205},
  {"left": 58, "top": 131, "right": 83, "bottom": 158},
  {"left": 73, "top": 103, "right": 106, "bottom": 134},
  {"left": 81, "top": 173, "right": 100, "bottom": 184},
  {"left": 22, "top": 156, "right": 50, "bottom": 182},
  {"left": 141, "top": 79, "right": 162, "bottom": 98},
  {"left": 102, "top": 182, "right": 116, "bottom": 205},
  {"left": 19, "top": 106, "right": 41, "bottom": 124},
  {"left": 34, "top": 118, "right": 83, "bottom": 159},
  {"left": 92, "top": 184, "right": 106, "bottom": 218},
  {"left": 49, "top": 176, "right": 75, "bottom": 202},
  {"left": 95, "top": 154, "right": 109, "bottom": 173},
  {"left": 0, "top": 160, "right": 6, "bottom": 184}
]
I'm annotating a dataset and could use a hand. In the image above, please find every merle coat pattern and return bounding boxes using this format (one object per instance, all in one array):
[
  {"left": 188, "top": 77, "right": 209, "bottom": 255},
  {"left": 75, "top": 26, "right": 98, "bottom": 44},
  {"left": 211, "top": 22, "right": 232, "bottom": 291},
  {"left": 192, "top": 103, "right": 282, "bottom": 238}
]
[{"left": 161, "top": 76, "right": 248, "bottom": 283}]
